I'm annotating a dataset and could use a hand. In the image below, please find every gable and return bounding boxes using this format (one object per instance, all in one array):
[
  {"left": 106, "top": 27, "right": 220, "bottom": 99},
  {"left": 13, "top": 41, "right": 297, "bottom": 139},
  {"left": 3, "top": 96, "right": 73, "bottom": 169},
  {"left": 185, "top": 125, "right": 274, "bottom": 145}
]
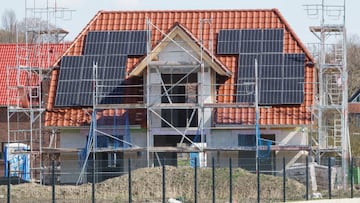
[{"left": 129, "top": 24, "right": 231, "bottom": 77}]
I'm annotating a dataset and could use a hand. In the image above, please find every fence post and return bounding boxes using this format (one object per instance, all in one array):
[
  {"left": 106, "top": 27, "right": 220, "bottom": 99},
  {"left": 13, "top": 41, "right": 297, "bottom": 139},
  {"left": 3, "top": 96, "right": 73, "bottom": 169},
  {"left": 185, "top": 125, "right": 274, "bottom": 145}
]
[
  {"left": 162, "top": 159, "right": 166, "bottom": 203},
  {"left": 257, "top": 157, "right": 260, "bottom": 203},
  {"left": 212, "top": 157, "right": 215, "bottom": 203},
  {"left": 306, "top": 156, "right": 309, "bottom": 200},
  {"left": 351, "top": 157, "right": 354, "bottom": 198},
  {"left": 7, "top": 161, "right": 10, "bottom": 203},
  {"left": 92, "top": 159, "right": 95, "bottom": 203},
  {"left": 52, "top": 160, "right": 55, "bottom": 203},
  {"left": 194, "top": 157, "right": 198, "bottom": 203},
  {"left": 128, "top": 159, "right": 132, "bottom": 203},
  {"left": 328, "top": 157, "right": 331, "bottom": 199},
  {"left": 283, "top": 157, "right": 286, "bottom": 202},
  {"left": 229, "top": 158, "right": 232, "bottom": 203}
]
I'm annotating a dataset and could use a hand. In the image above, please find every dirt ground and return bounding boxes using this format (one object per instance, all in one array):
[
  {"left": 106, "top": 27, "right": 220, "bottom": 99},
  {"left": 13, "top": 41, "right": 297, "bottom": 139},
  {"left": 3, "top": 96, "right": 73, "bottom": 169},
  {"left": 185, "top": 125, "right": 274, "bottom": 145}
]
[{"left": 0, "top": 166, "right": 306, "bottom": 203}]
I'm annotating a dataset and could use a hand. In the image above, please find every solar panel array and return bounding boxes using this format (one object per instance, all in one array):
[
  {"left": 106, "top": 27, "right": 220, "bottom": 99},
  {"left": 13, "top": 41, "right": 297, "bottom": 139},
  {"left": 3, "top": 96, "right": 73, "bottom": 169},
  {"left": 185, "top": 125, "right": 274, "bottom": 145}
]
[
  {"left": 217, "top": 29, "right": 305, "bottom": 105},
  {"left": 55, "top": 30, "right": 147, "bottom": 106}
]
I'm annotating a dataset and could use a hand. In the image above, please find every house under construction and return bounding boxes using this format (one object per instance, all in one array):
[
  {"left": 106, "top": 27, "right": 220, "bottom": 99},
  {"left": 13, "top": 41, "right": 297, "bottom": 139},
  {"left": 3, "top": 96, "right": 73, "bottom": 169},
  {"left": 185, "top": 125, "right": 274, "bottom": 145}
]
[{"left": 34, "top": 8, "right": 320, "bottom": 184}]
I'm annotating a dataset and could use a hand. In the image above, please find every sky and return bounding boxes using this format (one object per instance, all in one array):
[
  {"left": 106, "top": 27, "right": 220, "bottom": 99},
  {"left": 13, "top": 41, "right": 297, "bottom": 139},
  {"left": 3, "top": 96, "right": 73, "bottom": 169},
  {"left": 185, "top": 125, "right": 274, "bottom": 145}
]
[{"left": 0, "top": 0, "right": 358, "bottom": 45}]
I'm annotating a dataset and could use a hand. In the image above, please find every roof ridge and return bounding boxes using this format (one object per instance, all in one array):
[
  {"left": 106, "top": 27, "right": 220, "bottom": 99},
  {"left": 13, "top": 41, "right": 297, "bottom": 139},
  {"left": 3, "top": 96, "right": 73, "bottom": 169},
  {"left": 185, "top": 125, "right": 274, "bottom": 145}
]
[{"left": 99, "top": 8, "right": 277, "bottom": 13}]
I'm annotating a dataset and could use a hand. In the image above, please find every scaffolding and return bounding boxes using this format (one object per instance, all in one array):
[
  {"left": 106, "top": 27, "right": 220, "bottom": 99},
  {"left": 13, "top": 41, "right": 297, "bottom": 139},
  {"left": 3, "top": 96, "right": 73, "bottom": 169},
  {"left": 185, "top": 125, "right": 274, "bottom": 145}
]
[
  {"left": 6, "top": 0, "right": 72, "bottom": 182},
  {"left": 304, "top": 0, "right": 350, "bottom": 187}
]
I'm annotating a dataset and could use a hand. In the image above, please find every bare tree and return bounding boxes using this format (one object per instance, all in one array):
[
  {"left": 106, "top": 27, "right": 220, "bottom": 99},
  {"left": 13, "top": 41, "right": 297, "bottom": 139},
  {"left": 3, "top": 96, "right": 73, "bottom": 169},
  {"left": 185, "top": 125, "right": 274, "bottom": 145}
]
[
  {"left": 2, "top": 9, "right": 17, "bottom": 32},
  {"left": 0, "top": 9, "right": 17, "bottom": 42},
  {"left": 347, "top": 34, "right": 360, "bottom": 97},
  {"left": 0, "top": 9, "right": 64, "bottom": 43}
]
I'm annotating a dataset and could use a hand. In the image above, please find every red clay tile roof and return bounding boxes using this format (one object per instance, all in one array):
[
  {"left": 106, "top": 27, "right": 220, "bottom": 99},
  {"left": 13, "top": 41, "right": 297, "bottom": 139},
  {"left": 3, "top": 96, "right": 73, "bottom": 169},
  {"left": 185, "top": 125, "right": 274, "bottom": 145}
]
[
  {"left": 0, "top": 43, "right": 69, "bottom": 106},
  {"left": 46, "top": 9, "right": 315, "bottom": 127}
]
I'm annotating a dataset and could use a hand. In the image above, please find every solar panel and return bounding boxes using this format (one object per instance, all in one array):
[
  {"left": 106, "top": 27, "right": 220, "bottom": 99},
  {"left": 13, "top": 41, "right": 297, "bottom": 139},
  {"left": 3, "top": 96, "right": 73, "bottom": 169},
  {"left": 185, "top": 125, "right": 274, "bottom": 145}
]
[
  {"left": 262, "top": 41, "right": 283, "bottom": 53},
  {"left": 83, "top": 43, "right": 108, "bottom": 55},
  {"left": 260, "top": 79, "right": 282, "bottom": 91},
  {"left": 218, "top": 29, "right": 241, "bottom": 42},
  {"left": 217, "top": 42, "right": 239, "bottom": 54},
  {"left": 241, "top": 30, "right": 262, "bottom": 41},
  {"left": 86, "top": 31, "right": 109, "bottom": 43},
  {"left": 282, "top": 92, "right": 304, "bottom": 104},
  {"left": 236, "top": 79, "right": 255, "bottom": 103},
  {"left": 284, "top": 54, "right": 305, "bottom": 77},
  {"left": 217, "top": 30, "right": 241, "bottom": 54},
  {"left": 263, "top": 29, "right": 283, "bottom": 41},
  {"left": 217, "top": 28, "right": 306, "bottom": 105},
  {"left": 84, "top": 30, "right": 148, "bottom": 55},
  {"left": 260, "top": 91, "right": 282, "bottom": 104},
  {"left": 55, "top": 54, "right": 129, "bottom": 106},
  {"left": 240, "top": 41, "right": 262, "bottom": 53},
  {"left": 260, "top": 53, "right": 283, "bottom": 65},
  {"left": 128, "top": 42, "right": 147, "bottom": 55},
  {"left": 217, "top": 29, "right": 284, "bottom": 54}
]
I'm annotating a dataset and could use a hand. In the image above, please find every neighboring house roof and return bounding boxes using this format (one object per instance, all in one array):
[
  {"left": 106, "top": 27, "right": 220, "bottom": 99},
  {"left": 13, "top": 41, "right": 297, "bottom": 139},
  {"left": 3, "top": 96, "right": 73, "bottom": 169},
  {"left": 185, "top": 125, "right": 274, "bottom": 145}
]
[
  {"left": 45, "top": 9, "right": 315, "bottom": 127},
  {"left": 349, "top": 89, "right": 360, "bottom": 103},
  {"left": 0, "top": 43, "right": 69, "bottom": 106},
  {"left": 349, "top": 89, "right": 360, "bottom": 113}
]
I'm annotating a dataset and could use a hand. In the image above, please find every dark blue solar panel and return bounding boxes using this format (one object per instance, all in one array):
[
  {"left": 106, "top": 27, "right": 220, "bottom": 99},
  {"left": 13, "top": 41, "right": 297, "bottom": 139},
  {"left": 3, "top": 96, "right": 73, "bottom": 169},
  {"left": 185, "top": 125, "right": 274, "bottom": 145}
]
[
  {"left": 239, "top": 54, "right": 259, "bottom": 66},
  {"left": 217, "top": 42, "right": 239, "bottom": 54},
  {"left": 282, "top": 92, "right": 304, "bottom": 104},
  {"left": 84, "top": 30, "right": 147, "bottom": 55},
  {"left": 260, "top": 79, "right": 282, "bottom": 91},
  {"left": 106, "top": 55, "right": 126, "bottom": 67},
  {"left": 55, "top": 81, "right": 81, "bottom": 106},
  {"left": 260, "top": 54, "right": 283, "bottom": 65},
  {"left": 86, "top": 31, "right": 109, "bottom": 43},
  {"left": 260, "top": 91, "right": 282, "bottom": 104},
  {"left": 284, "top": 54, "right": 305, "bottom": 77},
  {"left": 241, "top": 30, "right": 262, "bottom": 40},
  {"left": 55, "top": 54, "right": 128, "bottom": 106},
  {"left": 262, "top": 41, "right": 283, "bottom": 53},
  {"left": 84, "top": 43, "right": 108, "bottom": 55},
  {"left": 217, "top": 29, "right": 306, "bottom": 105},
  {"left": 218, "top": 29, "right": 241, "bottom": 42},
  {"left": 128, "top": 42, "right": 147, "bottom": 55},
  {"left": 61, "top": 56, "right": 82, "bottom": 68},
  {"left": 108, "top": 43, "right": 128, "bottom": 55},
  {"left": 283, "top": 79, "right": 303, "bottom": 91},
  {"left": 259, "top": 66, "right": 282, "bottom": 78},
  {"left": 108, "top": 31, "right": 128, "bottom": 42},
  {"left": 284, "top": 54, "right": 305, "bottom": 66},
  {"left": 217, "top": 29, "right": 284, "bottom": 55},
  {"left": 83, "top": 55, "right": 107, "bottom": 67},
  {"left": 240, "top": 41, "right": 262, "bottom": 53},
  {"left": 236, "top": 79, "right": 255, "bottom": 103},
  {"left": 263, "top": 29, "right": 283, "bottom": 41}
]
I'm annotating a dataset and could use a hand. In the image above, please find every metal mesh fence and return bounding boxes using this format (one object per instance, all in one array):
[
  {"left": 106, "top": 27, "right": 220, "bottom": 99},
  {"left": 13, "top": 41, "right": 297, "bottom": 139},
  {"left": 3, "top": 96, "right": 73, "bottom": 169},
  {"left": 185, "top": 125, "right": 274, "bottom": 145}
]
[{"left": 1, "top": 157, "right": 360, "bottom": 202}]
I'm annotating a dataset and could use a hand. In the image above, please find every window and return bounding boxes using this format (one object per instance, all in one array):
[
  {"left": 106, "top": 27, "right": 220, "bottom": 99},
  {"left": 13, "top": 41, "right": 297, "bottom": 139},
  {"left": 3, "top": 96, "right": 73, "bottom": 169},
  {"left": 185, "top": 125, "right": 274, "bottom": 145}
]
[
  {"left": 161, "top": 73, "right": 198, "bottom": 127},
  {"left": 238, "top": 134, "right": 256, "bottom": 146},
  {"left": 107, "top": 152, "right": 117, "bottom": 167}
]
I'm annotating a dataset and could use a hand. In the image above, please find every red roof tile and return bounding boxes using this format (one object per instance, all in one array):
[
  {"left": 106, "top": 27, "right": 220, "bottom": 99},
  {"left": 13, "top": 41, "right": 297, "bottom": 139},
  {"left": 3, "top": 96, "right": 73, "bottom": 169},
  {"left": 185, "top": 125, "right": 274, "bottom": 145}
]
[
  {"left": 46, "top": 9, "right": 315, "bottom": 127},
  {"left": 0, "top": 43, "right": 69, "bottom": 106}
]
